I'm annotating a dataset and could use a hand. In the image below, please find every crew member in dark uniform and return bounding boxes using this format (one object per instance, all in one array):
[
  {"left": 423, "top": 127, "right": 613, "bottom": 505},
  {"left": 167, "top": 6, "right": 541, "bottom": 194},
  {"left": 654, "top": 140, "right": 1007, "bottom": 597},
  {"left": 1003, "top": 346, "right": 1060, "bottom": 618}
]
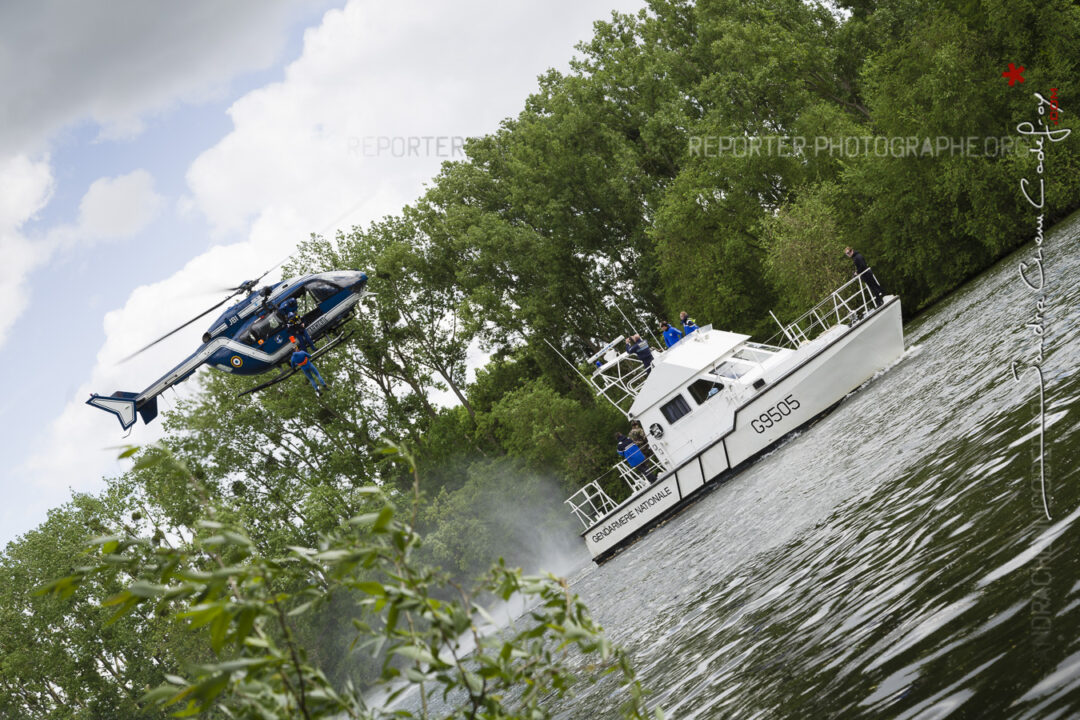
[
  {"left": 625, "top": 334, "right": 654, "bottom": 373},
  {"left": 845, "top": 247, "right": 884, "bottom": 307}
]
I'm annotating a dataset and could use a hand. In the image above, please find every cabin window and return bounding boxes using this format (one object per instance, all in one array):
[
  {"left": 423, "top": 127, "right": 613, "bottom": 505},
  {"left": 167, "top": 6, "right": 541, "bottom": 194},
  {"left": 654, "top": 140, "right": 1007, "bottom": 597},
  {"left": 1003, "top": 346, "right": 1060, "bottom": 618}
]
[
  {"left": 660, "top": 394, "right": 692, "bottom": 424},
  {"left": 687, "top": 377, "right": 724, "bottom": 404},
  {"left": 735, "top": 347, "right": 773, "bottom": 364},
  {"left": 713, "top": 359, "right": 753, "bottom": 380},
  {"left": 245, "top": 313, "right": 283, "bottom": 346}
]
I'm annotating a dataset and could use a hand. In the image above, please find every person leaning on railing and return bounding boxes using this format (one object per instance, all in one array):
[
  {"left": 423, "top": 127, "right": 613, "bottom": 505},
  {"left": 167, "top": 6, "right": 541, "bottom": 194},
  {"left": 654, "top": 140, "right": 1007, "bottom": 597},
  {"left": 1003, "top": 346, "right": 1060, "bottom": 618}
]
[{"left": 844, "top": 246, "right": 885, "bottom": 308}]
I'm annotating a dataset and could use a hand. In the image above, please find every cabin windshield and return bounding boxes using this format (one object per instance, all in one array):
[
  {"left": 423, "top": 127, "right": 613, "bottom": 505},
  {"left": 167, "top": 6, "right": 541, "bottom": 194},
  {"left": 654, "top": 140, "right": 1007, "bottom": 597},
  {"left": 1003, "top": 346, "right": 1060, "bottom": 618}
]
[
  {"left": 734, "top": 347, "right": 773, "bottom": 364},
  {"left": 713, "top": 359, "right": 754, "bottom": 380},
  {"left": 307, "top": 280, "right": 342, "bottom": 302}
]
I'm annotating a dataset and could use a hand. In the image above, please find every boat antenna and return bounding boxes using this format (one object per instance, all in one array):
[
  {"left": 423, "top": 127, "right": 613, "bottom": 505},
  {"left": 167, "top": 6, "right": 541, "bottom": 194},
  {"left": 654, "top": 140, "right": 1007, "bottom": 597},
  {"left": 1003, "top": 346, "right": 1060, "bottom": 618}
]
[
  {"left": 610, "top": 300, "right": 662, "bottom": 349},
  {"left": 543, "top": 338, "right": 594, "bottom": 390}
]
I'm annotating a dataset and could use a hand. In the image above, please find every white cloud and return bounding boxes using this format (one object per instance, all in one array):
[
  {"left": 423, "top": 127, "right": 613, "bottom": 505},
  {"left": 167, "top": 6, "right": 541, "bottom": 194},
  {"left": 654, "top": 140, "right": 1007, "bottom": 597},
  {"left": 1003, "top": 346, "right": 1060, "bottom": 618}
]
[
  {"left": 0, "top": 0, "right": 317, "bottom": 156},
  {"left": 0, "top": 164, "right": 164, "bottom": 352},
  {"left": 76, "top": 170, "right": 165, "bottom": 241},
  {"left": 0, "top": 155, "right": 54, "bottom": 348},
  {"left": 186, "top": 0, "right": 649, "bottom": 237},
  {"left": 11, "top": 0, "right": 649, "bottom": 544}
]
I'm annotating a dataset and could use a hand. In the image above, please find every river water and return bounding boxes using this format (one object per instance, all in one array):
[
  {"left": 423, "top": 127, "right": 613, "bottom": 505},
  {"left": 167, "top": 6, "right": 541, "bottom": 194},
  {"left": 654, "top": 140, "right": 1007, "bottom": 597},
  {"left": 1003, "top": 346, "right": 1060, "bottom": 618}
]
[{"left": 554, "top": 212, "right": 1080, "bottom": 719}]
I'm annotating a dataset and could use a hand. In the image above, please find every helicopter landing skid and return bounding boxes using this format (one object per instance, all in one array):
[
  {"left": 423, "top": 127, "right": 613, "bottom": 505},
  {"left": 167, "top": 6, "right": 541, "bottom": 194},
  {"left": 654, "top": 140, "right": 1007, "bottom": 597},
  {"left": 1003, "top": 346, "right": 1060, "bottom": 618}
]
[{"left": 237, "top": 330, "right": 354, "bottom": 397}]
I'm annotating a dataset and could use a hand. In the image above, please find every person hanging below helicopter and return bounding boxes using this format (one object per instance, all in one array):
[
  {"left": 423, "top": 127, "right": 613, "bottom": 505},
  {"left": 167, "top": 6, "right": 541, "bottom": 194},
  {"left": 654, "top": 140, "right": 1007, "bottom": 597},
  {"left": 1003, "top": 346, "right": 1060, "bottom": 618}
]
[{"left": 290, "top": 339, "right": 328, "bottom": 396}]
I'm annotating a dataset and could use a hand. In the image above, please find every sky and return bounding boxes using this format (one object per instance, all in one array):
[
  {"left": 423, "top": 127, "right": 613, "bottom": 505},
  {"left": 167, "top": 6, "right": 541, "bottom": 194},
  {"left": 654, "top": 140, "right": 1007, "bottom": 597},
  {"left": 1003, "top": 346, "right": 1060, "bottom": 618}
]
[{"left": 0, "top": 0, "right": 649, "bottom": 547}]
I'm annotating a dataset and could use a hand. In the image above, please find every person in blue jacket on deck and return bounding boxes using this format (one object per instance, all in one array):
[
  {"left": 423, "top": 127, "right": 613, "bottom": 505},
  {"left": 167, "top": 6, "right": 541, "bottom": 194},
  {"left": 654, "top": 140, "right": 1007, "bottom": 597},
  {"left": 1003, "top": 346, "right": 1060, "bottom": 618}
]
[
  {"left": 616, "top": 432, "right": 655, "bottom": 483},
  {"left": 661, "top": 321, "right": 683, "bottom": 348},
  {"left": 679, "top": 311, "right": 698, "bottom": 335},
  {"left": 290, "top": 341, "right": 328, "bottom": 396}
]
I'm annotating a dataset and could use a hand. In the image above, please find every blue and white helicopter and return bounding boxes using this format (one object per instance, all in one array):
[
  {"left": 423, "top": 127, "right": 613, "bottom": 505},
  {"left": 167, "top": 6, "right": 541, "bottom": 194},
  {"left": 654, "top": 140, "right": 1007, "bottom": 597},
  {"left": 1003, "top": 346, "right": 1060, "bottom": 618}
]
[{"left": 87, "top": 269, "right": 368, "bottom": 431}]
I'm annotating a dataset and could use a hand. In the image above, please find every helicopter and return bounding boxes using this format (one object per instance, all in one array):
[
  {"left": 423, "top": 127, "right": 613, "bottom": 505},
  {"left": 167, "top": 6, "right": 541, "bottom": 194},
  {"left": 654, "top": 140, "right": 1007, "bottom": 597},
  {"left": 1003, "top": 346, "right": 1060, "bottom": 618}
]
[{"left": 87, "top": 269, "right": 369, "bottom": 431}]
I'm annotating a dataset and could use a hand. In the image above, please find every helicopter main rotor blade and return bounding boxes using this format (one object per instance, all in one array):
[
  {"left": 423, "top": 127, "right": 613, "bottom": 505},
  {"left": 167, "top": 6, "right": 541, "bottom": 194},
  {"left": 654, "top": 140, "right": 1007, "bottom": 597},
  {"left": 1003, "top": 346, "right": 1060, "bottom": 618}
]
[
  {"left": 118, "top": 252, "right": 295, "bottom": 364},
  {"left": 119, "top": 291, "right": 240, "bottom": 363}
]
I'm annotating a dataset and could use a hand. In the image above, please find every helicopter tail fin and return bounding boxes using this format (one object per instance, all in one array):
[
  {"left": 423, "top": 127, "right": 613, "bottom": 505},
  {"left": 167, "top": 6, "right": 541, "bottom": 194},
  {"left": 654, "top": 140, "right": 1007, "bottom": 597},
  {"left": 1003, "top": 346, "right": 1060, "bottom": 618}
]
[
  {"left": 138, "top": 397, "right": 158, "bottom": 425},
  {"left": 87, "top": 391, "right": 156, "bottom": 431}
]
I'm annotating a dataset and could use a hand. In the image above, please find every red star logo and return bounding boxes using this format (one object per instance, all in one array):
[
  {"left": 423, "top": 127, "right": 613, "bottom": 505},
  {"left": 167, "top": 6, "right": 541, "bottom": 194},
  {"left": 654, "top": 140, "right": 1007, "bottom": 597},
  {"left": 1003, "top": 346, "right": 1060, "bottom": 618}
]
[{"left": 1002, "top": 63, "right": 1026, "bottom": 86}]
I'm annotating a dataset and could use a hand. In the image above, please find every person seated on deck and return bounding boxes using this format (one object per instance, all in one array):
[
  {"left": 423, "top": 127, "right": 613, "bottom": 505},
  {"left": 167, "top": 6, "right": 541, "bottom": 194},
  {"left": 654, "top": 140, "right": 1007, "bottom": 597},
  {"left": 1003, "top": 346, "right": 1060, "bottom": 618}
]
[
  {"left": 660, "top": 321, "right": 683, "bottom": 348},
  {"left": 625, "top": 334, "right": 654, "bottom": 373},
  {"left": 615, "top": 432, "right": 656, "bottom": 483},
  {"left": 679, "top": 311, "right": 699, "bottom": 335}
]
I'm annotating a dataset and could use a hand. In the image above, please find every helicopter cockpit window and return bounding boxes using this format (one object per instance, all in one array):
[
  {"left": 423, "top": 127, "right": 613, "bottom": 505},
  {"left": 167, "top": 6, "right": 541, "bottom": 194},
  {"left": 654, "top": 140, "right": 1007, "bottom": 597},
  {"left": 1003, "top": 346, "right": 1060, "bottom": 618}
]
[{"left": 307, "top": 280, "right": 341, "bottom": 302}]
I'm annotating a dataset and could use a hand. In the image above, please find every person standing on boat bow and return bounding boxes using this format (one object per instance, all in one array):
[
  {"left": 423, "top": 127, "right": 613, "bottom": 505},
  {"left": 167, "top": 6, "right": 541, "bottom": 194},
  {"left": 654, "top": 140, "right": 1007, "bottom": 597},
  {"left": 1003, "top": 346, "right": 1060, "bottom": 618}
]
[{"left": 845, "top": 247, "right": 884, "bottom": 308}]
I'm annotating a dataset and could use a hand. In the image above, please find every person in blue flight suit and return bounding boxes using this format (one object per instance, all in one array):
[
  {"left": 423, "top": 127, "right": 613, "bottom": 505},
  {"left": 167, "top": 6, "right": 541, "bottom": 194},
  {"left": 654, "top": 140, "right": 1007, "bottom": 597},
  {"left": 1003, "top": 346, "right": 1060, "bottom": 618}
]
[
  {"left": 279, "top": 297, "right": 299, "bottom": 317},
  {"left": 290, "top": 341, "right": 328, "bottom": 396},
  {"left": 286, "top": 315, "right": 315, "bottom": 351},
  {"left": 679, "top": 311, "right": 698, "bottom": 335},
  {"left": 661, "top": 321, "right": 683, "bottom": 348},
  {"left": 615, "top": 432, "right": 655, "bottom": 483}
]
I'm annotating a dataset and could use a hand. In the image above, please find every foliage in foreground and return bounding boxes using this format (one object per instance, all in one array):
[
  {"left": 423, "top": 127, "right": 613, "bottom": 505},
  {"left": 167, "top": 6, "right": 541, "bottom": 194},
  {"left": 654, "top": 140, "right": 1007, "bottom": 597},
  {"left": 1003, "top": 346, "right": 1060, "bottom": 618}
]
[{"left": 40, "top": 445, "right": 660, "bottom": 720}]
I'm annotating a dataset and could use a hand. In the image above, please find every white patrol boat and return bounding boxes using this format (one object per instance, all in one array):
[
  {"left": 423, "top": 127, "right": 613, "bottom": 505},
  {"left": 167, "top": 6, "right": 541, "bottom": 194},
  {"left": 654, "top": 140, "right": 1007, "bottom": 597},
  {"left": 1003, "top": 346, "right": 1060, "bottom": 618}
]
[{"left": 564, "top": 274, "right": 905, "bottom": 562}]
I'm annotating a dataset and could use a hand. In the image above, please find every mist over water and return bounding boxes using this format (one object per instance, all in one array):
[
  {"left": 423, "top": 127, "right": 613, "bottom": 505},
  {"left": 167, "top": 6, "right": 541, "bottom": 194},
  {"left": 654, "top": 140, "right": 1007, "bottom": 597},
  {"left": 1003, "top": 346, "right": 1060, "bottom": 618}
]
[{"left": 545, "top": 213, "right": 1080, "bottom": 718}]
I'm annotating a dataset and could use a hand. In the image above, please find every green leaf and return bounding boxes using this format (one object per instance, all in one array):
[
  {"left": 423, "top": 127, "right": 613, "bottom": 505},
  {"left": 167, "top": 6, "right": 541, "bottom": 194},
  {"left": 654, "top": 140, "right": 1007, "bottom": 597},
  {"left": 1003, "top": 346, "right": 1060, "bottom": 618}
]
[
  {"left": 128, "top": 580, "right": 169, "bottom": 598},
  {"left": 373, "top": 505, "right": 394, "bottom": 531},
  {"left": 355, "top": 581, "right": 386, "bottom": 596},
  {"left": 288, "top": 600, "right": 315, "bottom": 617},
  {"left": 209, "top": 608, "right": 231, "bottom": 653},
  {"left": 391, "top": 644, "right": 438, "bottom": 666}
]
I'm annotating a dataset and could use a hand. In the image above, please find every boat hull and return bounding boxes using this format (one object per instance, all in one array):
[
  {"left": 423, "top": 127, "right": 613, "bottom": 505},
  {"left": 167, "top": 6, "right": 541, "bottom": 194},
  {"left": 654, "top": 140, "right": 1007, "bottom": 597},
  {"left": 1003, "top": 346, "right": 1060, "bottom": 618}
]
[{"left": 583, "top": 297, "right": 904, "bottom": 561}]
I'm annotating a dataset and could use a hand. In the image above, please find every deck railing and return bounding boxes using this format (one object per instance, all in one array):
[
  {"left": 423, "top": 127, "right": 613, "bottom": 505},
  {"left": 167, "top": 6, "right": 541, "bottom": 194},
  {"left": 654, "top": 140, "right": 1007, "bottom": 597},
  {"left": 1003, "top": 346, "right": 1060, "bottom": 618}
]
[
  {"left": 585, "top": 335, "right": 651, "bottom": 414},
  {"left": 565, "top": 453, "right": 667, "bottom": 529},
  {"left": 766, "top": 271, "right": 880, "bottom": 349}
]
